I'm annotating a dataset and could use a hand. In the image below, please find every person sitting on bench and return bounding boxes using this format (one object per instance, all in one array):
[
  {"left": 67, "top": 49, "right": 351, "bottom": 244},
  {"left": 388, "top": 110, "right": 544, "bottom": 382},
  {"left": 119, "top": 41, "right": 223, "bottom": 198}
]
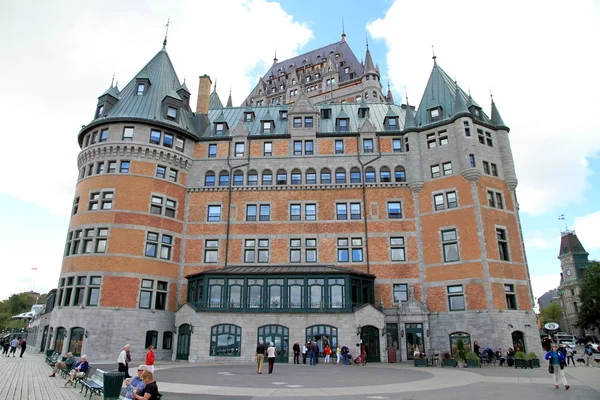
[
  {"left": 49, "top": 352, "right": 76, "bottom": 377},
  {"left": 64, "top": 355, "right": 90, "bottom": 386}
]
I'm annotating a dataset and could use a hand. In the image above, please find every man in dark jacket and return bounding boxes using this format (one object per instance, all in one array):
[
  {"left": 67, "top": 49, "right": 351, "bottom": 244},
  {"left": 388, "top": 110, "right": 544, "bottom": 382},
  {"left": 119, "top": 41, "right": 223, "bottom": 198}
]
[
  {"left": 256, "top": 341, "right": 266, "bottom": 374},
  {"left": 292, "top": 342, "right": 300, "bottom": 364},
  {"left": 309, "top": 341, "right": 318, "bottom": 366},
  {"left": 19, "top": 340, "right": 27, "bottom": 358},
  {"left": 49, "top": 352, "right": 76, "bottom": 377}
]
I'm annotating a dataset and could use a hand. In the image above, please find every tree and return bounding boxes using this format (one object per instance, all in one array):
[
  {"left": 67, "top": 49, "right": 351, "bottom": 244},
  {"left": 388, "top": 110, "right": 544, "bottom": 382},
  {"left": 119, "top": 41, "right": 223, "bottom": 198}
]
[
  {"left": 540, "top": 302, "right": 563, "bottom": 324},
  {"left": 577, "top": 261, "right": 600, "bottom": 331}
]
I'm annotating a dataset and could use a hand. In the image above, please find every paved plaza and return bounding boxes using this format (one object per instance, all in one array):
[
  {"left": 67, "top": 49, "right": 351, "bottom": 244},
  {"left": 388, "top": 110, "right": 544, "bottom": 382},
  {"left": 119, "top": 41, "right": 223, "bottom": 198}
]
[{"left": 1, "top": 354, "right": 599, "bottom": 400}]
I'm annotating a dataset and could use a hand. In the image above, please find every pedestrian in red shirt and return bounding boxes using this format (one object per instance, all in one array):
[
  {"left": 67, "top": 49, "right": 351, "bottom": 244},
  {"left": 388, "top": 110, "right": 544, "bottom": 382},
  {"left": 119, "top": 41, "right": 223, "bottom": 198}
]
[{"left": 146, "top": 345, "right": 155, "bottom": 373}]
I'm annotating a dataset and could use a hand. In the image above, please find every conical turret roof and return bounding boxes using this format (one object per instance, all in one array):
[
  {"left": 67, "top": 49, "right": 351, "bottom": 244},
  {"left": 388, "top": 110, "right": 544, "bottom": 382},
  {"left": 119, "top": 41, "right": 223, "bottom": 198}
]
[
  {"left": 209, "top": 89, "right": 224, "bottom": 110},
  {"left": 490, "top": 98, "right": 508, "bottom": 130},
  {"left": 363, "top": 45, "right": 378, "bottom": 75},
  {"left": 226, "top": 90, "right": 233, "bottom": 108}
]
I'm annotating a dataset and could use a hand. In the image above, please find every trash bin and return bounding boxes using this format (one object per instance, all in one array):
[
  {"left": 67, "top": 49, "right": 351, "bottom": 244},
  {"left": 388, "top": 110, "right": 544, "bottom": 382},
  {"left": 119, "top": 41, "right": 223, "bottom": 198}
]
[
  {"left": 103, "top": 372, "right": 125, "bottom": 400},
  {"left": 388, "top": 347, "right": 397, "bottom": 363},
  {"left": 45, "top": 349, "right": 53, "bottom": 358}
]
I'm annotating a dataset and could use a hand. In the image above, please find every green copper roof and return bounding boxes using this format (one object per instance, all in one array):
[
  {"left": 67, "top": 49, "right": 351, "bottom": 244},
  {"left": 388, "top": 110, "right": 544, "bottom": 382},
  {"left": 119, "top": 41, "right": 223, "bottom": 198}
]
[
  {"left": 364, "top": 46, "right": 377, "bottom": 75},
  {"left": 86, "top": 48, "right": 199, "bottom": 137},
  {"left": 100, "top": 85, "right": 120, "bottom": 99},
  {"left": 209, "top": 90, "right": 223, "bottom": 110},
  {"left": 490, "top": 100, "right": 508, "bottom": 129}
]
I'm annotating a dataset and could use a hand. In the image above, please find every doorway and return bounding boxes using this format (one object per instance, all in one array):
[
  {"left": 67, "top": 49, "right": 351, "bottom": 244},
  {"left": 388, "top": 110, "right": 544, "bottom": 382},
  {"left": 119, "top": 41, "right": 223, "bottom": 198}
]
[
  {"left": 405, "top": 323, "right": 424, "bottom": 360},
  {"left": 360, "top": 325, "right": 380, "bottom": 363},
  {"left": 258, "top": 325, "right": 288, "bottom": 363},
  {"left": 176, "top": 324, "right": 191, "bottom": 361},
  {"left": 305, "top": 325, "right": 338, "bottom": 358},
  {"left": 40, "top": 325, "right": 49, "bottom": 353},
  {"left": 511, "top": 330, "right": 526, "bottom": 353}
]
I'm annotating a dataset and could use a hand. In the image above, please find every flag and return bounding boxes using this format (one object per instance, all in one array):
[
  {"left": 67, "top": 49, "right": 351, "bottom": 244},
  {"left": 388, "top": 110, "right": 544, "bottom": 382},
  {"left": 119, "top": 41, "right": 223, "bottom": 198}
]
[
  {"left": 31, "top": 267, "right": 37, "bottom": 270},
  {"left": 558, "top": 214, "right": 565, "bottom": 220}
]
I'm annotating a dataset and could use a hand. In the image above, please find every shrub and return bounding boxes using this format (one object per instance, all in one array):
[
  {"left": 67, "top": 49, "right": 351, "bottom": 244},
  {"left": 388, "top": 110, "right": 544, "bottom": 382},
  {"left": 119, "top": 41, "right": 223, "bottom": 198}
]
[
  {"left": 466, "top": 351, "right": 480, "bottom": 361},
  {"left": 456, "top": 339, "right": 466, "bottom": 361},
  {"left": 514, "top": 351, "right": 528, "bottom": 360},
  {"left": 527, "top": 352, "right": 538, "bottom": 360}
]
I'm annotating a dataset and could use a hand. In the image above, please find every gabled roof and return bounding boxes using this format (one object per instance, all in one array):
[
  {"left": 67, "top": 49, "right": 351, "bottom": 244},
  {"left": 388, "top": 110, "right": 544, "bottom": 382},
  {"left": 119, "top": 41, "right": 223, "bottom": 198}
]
[
  {"left": 83, "top": 48, "right": 199, "bottom": 138},
  {"left": 558, "top": 232, "right": 589, "bottom": 257}
]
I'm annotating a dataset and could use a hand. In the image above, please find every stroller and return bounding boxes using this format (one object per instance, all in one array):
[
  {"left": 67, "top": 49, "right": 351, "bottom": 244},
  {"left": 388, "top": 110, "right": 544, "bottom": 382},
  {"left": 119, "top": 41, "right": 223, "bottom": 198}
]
[{"left": 347, "top": 352, "right": 367, "bottom": 366}]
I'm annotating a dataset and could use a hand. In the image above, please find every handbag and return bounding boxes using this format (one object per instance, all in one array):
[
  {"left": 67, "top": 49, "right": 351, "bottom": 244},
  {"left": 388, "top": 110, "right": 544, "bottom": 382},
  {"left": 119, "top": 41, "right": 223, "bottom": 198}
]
[{"left": 548, "top": 364, "right": 554, "bottom": 374}]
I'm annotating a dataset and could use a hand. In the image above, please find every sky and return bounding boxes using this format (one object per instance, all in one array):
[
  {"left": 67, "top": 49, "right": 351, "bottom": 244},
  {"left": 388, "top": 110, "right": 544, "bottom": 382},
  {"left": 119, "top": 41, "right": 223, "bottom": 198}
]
[{"left": 0, "top": 0, "right": 599, "bottom": 310}]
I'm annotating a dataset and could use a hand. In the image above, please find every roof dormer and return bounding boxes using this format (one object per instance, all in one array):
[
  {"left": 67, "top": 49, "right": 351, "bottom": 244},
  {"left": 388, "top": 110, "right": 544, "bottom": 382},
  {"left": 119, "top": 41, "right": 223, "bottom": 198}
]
[
  {"left": 214, "top": 111, "right": 229, "bottom": 136},
  {"left": 260, "top": 110, "right": 275, "bottom": 134},
  {"left": 336, "top": 108, "right": 350, "bottom": 132},
  {"left": 95, "top": 85, "right": 120, "bottom": 119},
  {"left": 135, "top": 68, "right": 151, "bottom": 97}
]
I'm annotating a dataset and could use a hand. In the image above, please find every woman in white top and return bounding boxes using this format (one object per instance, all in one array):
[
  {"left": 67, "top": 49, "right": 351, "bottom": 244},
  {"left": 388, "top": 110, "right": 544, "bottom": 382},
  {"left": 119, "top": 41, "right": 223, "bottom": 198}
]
[
  {"left": 118, "top": 344, "right": 131, "bottom": 376},
  {"left": 267, "top": 342, "right": 277, "bottom": 374}
]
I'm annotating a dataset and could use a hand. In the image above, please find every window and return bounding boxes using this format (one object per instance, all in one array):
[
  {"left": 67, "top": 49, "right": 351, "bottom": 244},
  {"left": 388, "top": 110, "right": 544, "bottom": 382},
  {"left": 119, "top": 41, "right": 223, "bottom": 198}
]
[
  {"left": 293, "top": 141, "right": 302, "bottom": 155},
  {"left": 91, "top": 131, "right": 98, "bottom": 144},
  {"left": 175, "top": 137, "right": 185, "bottom": 152},
  {"left": 305, "top": 204, "right": 316, "bottom": 221},
  {"left": 442, "top": 229, "right": 459, "bottom": 262},
  {"left": 208, "top": 144, "right": 217, "bottom": 158},
  {"left": 387, "top": 117, "right": 398, "bottom": 131},
  {"left": 235, "top": 143, "right": 244, "bottom": 157},
  {"left": 156, "top": 165, "right": 166, "bottom": 179},
  {"left": 429, "top": 107, "right": 441, "bottom": 121},
  {"left": 335, "top": 168, "right": 346, "bottom": 184},
  {"left": 390, "top": 237, "right": 406, "bottom": 262},
  {"left": 335, "top": 140, "right": 344, "bottom": 154},
  {"left": 123, "top": 127, "right": 134, "bottom": 141},
  {"left": 491, "top": 163, "right": 498, "bottom": 177},
  {"left": 259, "top": 205, "right": 270, "bottom": 221},
  {"left": 427, "top": 134, "right": 436, "bottom": 149},
  {"left": 139, "top": 279, "right": 168, "bottom": 310},
  {"left": 247, "top": 171, "right": 258, "bottom": 186},
  {"left": 72, "top": 197, "right": 79, "bottom": 215},
  {"left": 305, "top": 140, "right": 314, "bottom": 155},
  {"left": 99, "top": 129, "right": 108, "bottom": 142},
  {"left": 145, "top": 331, "right": 158, "bottom": 349},
  {"left": 464, "top": 121, "right": 471, "bottom": 137},
  {"left": 162, "top": 332, "right": 173, "bottom": 350},
  {"left": 380, "top": 167, "right": 391, "bottom": 182},
  {"left": 204, "top": 239, "right": 219, "bottom": 263},
  {"left": 150, "top": 130, "right": 161, "bottom": 145},
  {"left": 483, "top": 161, "right": 490, "bottom": 175},
  {"left": 320, "top": 169, "right": 331, "bottom": 184},
  {"left": 392, "top": 138, "right": 402, "bottom": 152},
  {"left": 290, "top": 239, "right": 301, "bottom": 263},
  {"left": 497, "top": 228, "right": 510, "bottom": 261},
  {"left": 137, "top": 83, "right": 145, "bottom": 96},
  {"left": 365, "top": 168, "right": 376, "bottom": 183},
  {"left": 290, "top": 204, "right": 301, "bottom": 221},
  {"left": 434, "top": 194, "right": 444, "bottom": 211},
  {"left": 350, "top": 168, "right": 361, "bottom": 183},
  {"left": 150, "top": 195, "right": 177, "bottom": 217},
  {"left": 84, "top": 135, "right": 90, "bottom": 147},
  {"left": 219, "top": 171, "right": 229, "bottom": 186},
  {"left": 351, "top": 238, "right": 363, "bottom": 262},
  {"left": 337, "top": 118, "right": 349, "bottom": 132},
  {"left": 204, "top": 172, "right": 215, "bottom": 186},
  {"left": 495, "top": 192, "right": 504, "bottom": 209},
  {"left": 246, "top": 205, "right": 257, "bottom": 221},
  {"left": 168, "top": 169, "right": 178, "bottom": 183},
  {"left": 210, "top": 324, "right": 241, "bottom": 357},
  {"left": 144, "top": 232, "right": 172, "bottom": 260},
  {"left": 208, "top": 205, "right": 221, "bottom": 222},
  {"left": 107, "top": 161, "right": 117, "bottom": 173},
  {"left": 447, "top": 285, "right": 465, "bottom": 311},
  {"left": 363, "top": 139, "right": 374, "bottom": 153},
  {"left": 293, "top": 117, "right": 302, "bottom": 128},
  {"left": 477, "top": 129, "right": 485, "bottom": 144},
  {"left": 430, "top": 165, "right": 440, "bottom": 178},
  {"left": 350, "top": 203, "right": 361, "bottom": 219},
  {"left": 263, "top": 142, "right": 272, "bottom": 156},
  {"left": 233, "top": 171, "right": 244, "bottom": 186},
  {"left": 262, "top": 121, "right": 272, "bottom": 134},
  {"left": 96, "top": 162, "right": 104, "bottom": 174},
  {"left": 487, "top": 190, "right": 504, "bottom": 209},
  {"left": 434, "top": 191, "right": 457, "bottom": 210},
  {"left": 167, "top": 106, "right": 177, "bottom": 119},
  {"left": 321, "top": 108, "right": 331, "bottom": 119},
  {"left": 280, "top": 110, "right": 287, "bottom": 120},
  {"left": 96, "top": 105, "right": 104, "bottom": 118},
  {"left": 66, "top": 228, "right": 108, "bottom": 256},
  {"left": 504, "top": 284, "right": 517, "bottom": 310},
  {"left": 387, "top": 202, "right": 402, "bottom": 219},
  {"left": 244, "top": 239, "right": 269, "bottom": 263},
  {"left": 468, "top": 154, "right": 476, "bottom": 168},
  {"left": 485, "top": 131, "right": 493, "bottom": 147},
  {"left": 443, "top": 162, "right": 453, "bottom": 176},
  {"left": 395, "top": 167, "right": 406, "bottom": 182},
  {"left": 446, "top": 191, "right": 458, "bottom": 208},
  {"left": 215, "top": 123, "right": 225, "bottom": 136},
  {"left": 306, "top": 238, "right": 317, "bottom": 262},
  {"left": 262, "top": 170, "right": 273, "bottom": 185},
  {"left": 88, "top": 191, "right": 113, "bottom": 211},
  {"left": 276, "top": 170, "right": 287, "bottom": 185},
  {"left": 336, "top": 203, "right": 347, "bottom": 220},
  {"left": 337, "top": 238, "right": 348, "bottom": 262},
  {"left": 163, "top": 133, "right": 174, "bottom": 148},
  {"left": 87, "top": 276, "right": 101, "bottom": 306},
  {"left": 393, "top": 284, "right": 408, "bottom": 303}
]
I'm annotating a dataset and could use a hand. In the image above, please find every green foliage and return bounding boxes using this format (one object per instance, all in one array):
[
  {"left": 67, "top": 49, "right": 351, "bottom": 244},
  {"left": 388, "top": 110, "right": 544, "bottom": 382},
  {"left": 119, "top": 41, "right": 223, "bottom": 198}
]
[
  {"left": 540, "top": 302, "right": 563, "bottom": 324},
  {"left": 0, "top": 292, "right": 45, "bottom": 330},
  {"left": 527, "top": 351, "right": 539, "bottom": 360},
  {"left": 577, "top": 261, "right": 600, "bottom": 331},
  {"left": 466, "top": 351, "right": 480, "bottom": 361},
  {"left": 514, "top": 351, "right": 528, "bottom": 360},
  {"left": 456, "top": 338, "right": 466, "bottom": 361}
]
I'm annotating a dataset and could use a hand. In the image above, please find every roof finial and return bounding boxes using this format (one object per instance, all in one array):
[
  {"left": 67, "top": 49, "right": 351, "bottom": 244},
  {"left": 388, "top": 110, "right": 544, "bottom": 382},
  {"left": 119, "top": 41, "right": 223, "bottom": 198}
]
[
  {"left": 405, "top": 86, "right": 409, "bottom": 105},
  {"left": 431, "top": 45, "right": 437, "bottom": 63},
  {"left": 273, "top": 47, "right": 278, "bottom": 64},
  {"left": 341, "top": 17, "right": 346, "bottom": 41},
  {"left": 366, "top": 33, "right": 369, "bottom": 49},
  {"left": 111, "top": 72, "right": 115, "bottom": 88},
  {"left": 163, "top": 17, "right": 170, "bottom": 47},
  {"left": 115, "top": 79, "right": 118, "bottom": 88},
  {"left": 490, "top": 88, "right": 494, "bottom": 102},
  {"left": 214, "top": 78, "right": 217, "bottom": 93}
]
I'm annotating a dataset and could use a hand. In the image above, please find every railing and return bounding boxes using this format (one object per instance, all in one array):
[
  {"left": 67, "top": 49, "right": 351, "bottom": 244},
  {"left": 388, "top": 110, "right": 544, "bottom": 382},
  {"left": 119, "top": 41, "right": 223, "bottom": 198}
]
[{"left": 189, "top": 300, "right": 355, "bottom": 313}]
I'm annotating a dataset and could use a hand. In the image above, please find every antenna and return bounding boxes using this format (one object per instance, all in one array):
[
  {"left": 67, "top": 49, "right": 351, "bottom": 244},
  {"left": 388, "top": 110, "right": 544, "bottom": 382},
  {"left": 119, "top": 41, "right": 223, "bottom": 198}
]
[
  {"left": 111, "top": 72, "right": 115, "bottom": 87},
  {"left": 163, "top": 17, "right": 170, "bottom": 47},
  {"left": 431, "top": 45, "right": 436, "bottom": 61},
  {"left": 366, "top": 33, "right": 369, "bottom": 48},
  {"left": 341, "top": 17, "right": 346, "bottom": 40}
]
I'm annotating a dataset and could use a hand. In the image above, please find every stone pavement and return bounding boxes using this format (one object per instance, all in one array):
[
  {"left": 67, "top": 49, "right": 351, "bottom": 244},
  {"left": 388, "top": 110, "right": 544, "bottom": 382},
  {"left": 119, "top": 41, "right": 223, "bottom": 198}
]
[{"left": 1, "top": 353, "right": 599, "bottom": 400}]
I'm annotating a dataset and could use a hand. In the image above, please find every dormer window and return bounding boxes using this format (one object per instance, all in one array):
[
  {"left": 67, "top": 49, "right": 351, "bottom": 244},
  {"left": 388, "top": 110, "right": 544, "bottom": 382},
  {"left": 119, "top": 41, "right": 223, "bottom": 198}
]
[
  {"left": 292, "top": 78, "right": 296, "bottom": 85},
  {"left": 137, "top": 84, "right": 145, "bottom": 96},
  {"left": 469, "top": 106, "right": 481, "bottom": 118},
  {"left": 386, "top": 117, "right": 398, "bottom": 130},
  {"left": 355, "top": 95, "right": 362, "bottom": 103},
  {"left": 429, "top": 107, "right": 442, "bottom": 122},
  {"left": 321, "top": 108, "right": 331, "bottom": 119},
  {"left": 279, "top": 110, "right": 287, "bottom": 120},
  {"left": 262, "top": 121, "right": 273, "bottom": 134},
  {"left": 358, "top": 107, "right": 369, "bottom": 118},
  {"left": 167, "top": 106, "right": 177, "bottom": 120},
  {"left": 244, "top": 112, "right": 254, "bottom": 122},
  {"left": 344, "top": 67, "right": 350, "bottom": 74},
  {"left": 215, "top": 123, "right": 226, "bottom": 136},
  {"left": 337, "top": 118, "right": 349, "bottom": 132},
  {"left": 306, "top": 76, "right": 311, "bottom": 83},
  {"left": 96, "top": 105, "right": 104, "bottom": 118},
  {"left": 258, "top": 90, "right": 263, "bottom": 96}
]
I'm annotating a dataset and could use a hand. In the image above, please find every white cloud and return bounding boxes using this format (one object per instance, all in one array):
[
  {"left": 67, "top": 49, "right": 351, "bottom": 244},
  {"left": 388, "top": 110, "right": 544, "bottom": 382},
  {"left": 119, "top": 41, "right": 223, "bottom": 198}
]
[
  {"left": 530, "top": 274, "right": 560, "bottom": 312},
  {"left": 367, "top": 0, "right": 600, "bottom": 216},
  {"left": 0, "top": 0, "right": 313, "bottom": 216},
  {"left": 574, "top": 211, "right": 600, "bottom": 252},
  {"left": 524, "top": 230, "right": 558, "bottom": 250}
]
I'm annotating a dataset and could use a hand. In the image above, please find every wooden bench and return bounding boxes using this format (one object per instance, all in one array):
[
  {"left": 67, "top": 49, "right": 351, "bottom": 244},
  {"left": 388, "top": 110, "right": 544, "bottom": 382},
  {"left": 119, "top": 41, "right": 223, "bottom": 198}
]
[{"left": 79, "top": 368, "right": 104, "bottom": 400}]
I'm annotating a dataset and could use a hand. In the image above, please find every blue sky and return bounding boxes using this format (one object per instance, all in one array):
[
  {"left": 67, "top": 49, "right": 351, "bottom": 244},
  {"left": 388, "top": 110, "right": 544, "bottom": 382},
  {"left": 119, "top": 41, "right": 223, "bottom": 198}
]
[{"left": 0, "top": 0, "right": 599, "bottom": 307}]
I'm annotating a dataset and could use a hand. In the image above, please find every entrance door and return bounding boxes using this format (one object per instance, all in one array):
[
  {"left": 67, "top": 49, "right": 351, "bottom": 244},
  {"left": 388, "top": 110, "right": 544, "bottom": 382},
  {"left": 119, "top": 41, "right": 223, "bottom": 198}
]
[
  {"left": 511, "top": 331, "right": 526, "bottom": 353},
  {"left": 258, "top": 325, "right": 288, "bottom": 363},
  {"left": 40, "top": 326, "right": 49, "bottom": 353},
  {"left": 360, "top": 325, "right": 380, "bottom": 363},
  {"left": 405, "top": 323, "right": 424, "bottom": 360},
  {"left": 176, "top": 324, "right": 191, "bottom": 361}
]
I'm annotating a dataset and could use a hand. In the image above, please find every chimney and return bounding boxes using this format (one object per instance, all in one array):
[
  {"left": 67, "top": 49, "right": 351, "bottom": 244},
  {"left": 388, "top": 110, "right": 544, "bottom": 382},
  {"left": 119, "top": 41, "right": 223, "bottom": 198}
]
[{"left": 196, "top": 74, "right": 212, "bottom": 114}]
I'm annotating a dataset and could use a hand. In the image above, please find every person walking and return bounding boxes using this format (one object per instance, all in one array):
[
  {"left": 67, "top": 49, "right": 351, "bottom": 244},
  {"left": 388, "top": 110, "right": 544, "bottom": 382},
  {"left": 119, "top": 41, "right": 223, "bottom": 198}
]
[
  {"left": 336, "top": 345, "right": 341, "bottom": 365},
  {"left": 309, "top": 340, "right": 317, "bottom": 366},
  {"left": 118, "top": 344, "right": 131, "bottom": 377},
  {"left": 255, "top": 340, "right": 266, "bottom": 374},
  {"left": 324, "top": 344, "right": 332, "bottom": 364},
  {"left": 267, "top": 342, "right": 277, "bottom": 374},
  {"left": 584, "top": 344, "right": 594, "bottom": 367},
  {"left": 545, "top": 343, "right": 569, "bottom": 390},
  {"left": 566, "top": 346, "right": 575, "bottom": 367},
  {"left": 341, "top": 344, "right": 349, "bottom": 366},
  {"left": 9, "top": 338, "right": 18, "bottom": 357},
  {"left": 2, "top": 339, "right": 10, "bottom": 357},
  {"left": 301, "top": 343, "right": 308, "bottom": 364},
  {"left": 292, "top": 341, "right": 300, "bottom": 364},
  {"left": 125, "top": 345, "right": 132, "bottom": 378},
  {"left": 145, "top": 345, "right": 155, "bottom": 373},
  {"left": 19, "top": 339, "right": 27, "bottom": 358}
]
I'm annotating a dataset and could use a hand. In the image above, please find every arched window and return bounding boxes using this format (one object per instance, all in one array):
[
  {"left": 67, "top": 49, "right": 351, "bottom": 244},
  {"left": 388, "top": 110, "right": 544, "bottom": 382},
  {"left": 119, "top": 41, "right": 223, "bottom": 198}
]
[
  {"left": 262, "top": 170, "right": 273, "bottom": 185},
  {"left": 233, "top": 170, "right": 244, "bottom": 186},
  {"left": 228, "top": 279, "right": 243, "bottom": 308},
  {"left": 355, "top": 95, "right": 362, "bottom": 103},
  {"left": 320, "top": 168, "right": 331, "bottom": 184},
  {"left": 268, "top": 279, "right": 284, "bottom": 308},
  {"left": 145, "top": 330, "right": 158, "bottom": 349},
  {"left": 162, "top": 332, "right": 173, "bottom": 350},
  {"left": 247, "top": 279, "right": 263, "bottom": 308},
  {"left": 380, "top": 167, "right": 391, "bottom": 182},
  {"left": 204, "top": 171, "right": 215, "bottom": 187},
  {"left": 208, "top": 278, "right": 224, "bottom": 308},
  {"left": 210, "top": 324, "right": 241, "bottom": 356},
  {"left": 365, "top": 167, "right": 376, "bottom": 183},
  {"left": 449, "top": 331, "right": 472, "bottom": 357},
  {"left": 364, "top": 92, "right": 369, "bottom": 100},
  {"left": 54, "top": 327, "right": 66, "bottom": 353},
  {"left": 350, "top": 167, "right": 361, "bottom": 183},
  {"left": 306, "top": 169, "right": 317, "bottom": 184},
  {"left": 288, "top": 278, "right": 304, "bottom": 309},
  {"left": 395, "top": 167, "right": 407, "bottom": 182},
  {"left": 247, "top": 170, "right": 258, "bottom": 186},
  {"left": 276, "top": 169, "right": 287, "bottom": 185},
  {"left": 373, "top": 90, "right": 377, "bottom": 99},
  {"left": 291, "top": 169, "right": 302, "bottom": 185},
  {"left": 328, "top": 278, "right": 345, "bottom": 308},
  {"left": 309, "top": 279, "right": 324, "bottom": 308},
  {"left": 218, "top": 171, "right": 229, "bottom": 187},
  {"left": 305, "top": 325, "right": 338, "bottom": 351},
  {"left": 335, "top": 168, "right": 346, "bottom": 184},
  {"left": 68, "top": 327, "right": 84, "bottom": 356}
]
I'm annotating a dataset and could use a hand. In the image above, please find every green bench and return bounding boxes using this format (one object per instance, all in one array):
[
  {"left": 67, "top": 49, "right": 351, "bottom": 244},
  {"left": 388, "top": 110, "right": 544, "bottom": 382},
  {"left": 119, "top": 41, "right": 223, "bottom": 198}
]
[
  {"left": 45, "top": 352, "right": 60, "bottom": 366},
  {"left": 79, "top": 368, "right": 104, "bottom": 400}
]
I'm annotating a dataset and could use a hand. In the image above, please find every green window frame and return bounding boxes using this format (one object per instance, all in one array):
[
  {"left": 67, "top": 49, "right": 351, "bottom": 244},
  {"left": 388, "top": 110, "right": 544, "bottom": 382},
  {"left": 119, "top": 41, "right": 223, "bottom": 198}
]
[
  {"left": 210, "top": 324, "right": 241, "bottom": 357},
  {"left": 145, "top": 330, "right": 158, "bottom": 349}
]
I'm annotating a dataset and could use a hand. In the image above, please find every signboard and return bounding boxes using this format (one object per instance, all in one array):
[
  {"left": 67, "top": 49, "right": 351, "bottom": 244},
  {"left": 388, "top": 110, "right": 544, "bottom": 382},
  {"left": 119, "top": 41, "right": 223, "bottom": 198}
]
[{"left": 544, "top": 322, "right": 560, "bottom": 331}]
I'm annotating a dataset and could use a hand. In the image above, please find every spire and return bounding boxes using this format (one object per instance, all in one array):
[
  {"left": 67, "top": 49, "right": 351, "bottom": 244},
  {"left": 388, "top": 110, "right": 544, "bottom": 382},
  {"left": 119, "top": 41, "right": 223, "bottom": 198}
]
[
  {"left": 453, "top": 81, "right": 469, "bottom": 116},
  {"left": 363, "top": 43, "right": 377, "bottom": 75},
  {"left": 273, "top": 48, "right": 278, "bottom": 65},
  {"left": 386, "top": 82, "right": 394, "bottom": 104},
  {"left": 341, "top": 17, "right": 346, "bottom": 41},
  {"left": 226, "top": 87, "right": 233, "bottom": 108},
  {"left": 431, "top": 45, "right": 437, "bottom": 65},
  {"left": 213, "top": 78, "right": 218, "bottom": 93},
  {"left": 163, "top": 18, "right": 170, "bottom": 48},
  {"left": 490, "top": 94, "right": 508, "bottom": 129},
  {"left": 404, "top": 94, "right": 416, "bottom": 130}
]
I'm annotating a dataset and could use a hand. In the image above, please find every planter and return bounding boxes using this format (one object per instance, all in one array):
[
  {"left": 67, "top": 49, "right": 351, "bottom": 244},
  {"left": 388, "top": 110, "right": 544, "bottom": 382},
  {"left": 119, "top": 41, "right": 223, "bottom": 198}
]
[
  {"left": 530, "top": 359, "right": 540, "bottom": 368},
  {"left": 514, "top": 359, "right": 528, "bottom": 369},
  {"left": 456, "top": 360, "right": 466, "bottom": 368},
  {"left": 414, "top": 358, "right": 428, "bottom": 367},
  {"left": 442, "top": 358, "right": 456, "bottom": 367},
  {"left": 467, "top": 359, "right": 481, "bottom": 368}
]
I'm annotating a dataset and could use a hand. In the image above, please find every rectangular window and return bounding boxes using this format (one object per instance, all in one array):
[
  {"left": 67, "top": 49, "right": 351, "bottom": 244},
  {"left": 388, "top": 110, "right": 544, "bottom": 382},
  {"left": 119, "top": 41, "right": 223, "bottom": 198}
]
[
  {"left": 363, "top": 139, "right": 374, "bottom": 153},
  {"left": 483, "top": 161, "right": 490, "bottom": 175},
  {"left": 477, "top": 129, "right": 485, "bottom": 144},
  {"left": 434, "top": 193, "right": 445, "bottom": 211},
  {"left": 155, "top": 281, "right": 167, "bottom": 310},
  {"left": 137, "top": 84, "right": 145, "bottom": 96},
  {"left": 244, "top": 239, "right": 269, "bottom": 263},
  {"left": 106, "top": 161, "right": 116, "bottom": 174},
  {"left": 290, "top": 239, "right": 301, "bottom": 263},
  {"left": 235, "top": 143, "right": 245, "bottom": 157},
  {"left": 72, "top": 197, "right": 79, "bottom": 215},
  {"left": 99, "top": 129, "right": 108, "bottom": 143},
  {"left": 335, "top": 140, "right": 344, "bottom": 154},
  {"left": 276, "top": 171, "right": 287, "bottom": 185},
  {"left": 305, "top": 140, "right": 314, "bottom": 155},
  {"left": 293, "top": 141, "right": 302, "bottom": 155},
  {"left": 468, "top": 154, "right": 476, "bottom": 168},
  {"left": 293, "top": 117, "right": 302, "bottom": 128},
  {"left": 487, "top": 190, "right": 496, "bottom": 207},
  {"left": 304, "top": 117, "right": 313, "bottom": 128},
  {"left": 464, "top": 121, "right": 471, "bottom": 137},
  {"left": 393, "top": 283, "right": 408, "bottom": 303},
  {"left": 305, "top": 204, "right": 316, "bottom": 221},
  {"left": 119, "top": 161, "right": 130, "bottom": 173},
  {"left": 262, "top": 121, "right": 272, "bottom": 134},
  {"left": 446, "top": 191, "right": 457, "bottom": 209},
  {"left": 504, "top": 284, "right": 517, "bottom": 310},
  {"left": 139, "top": 280, "right": 153, "bottom": 309},
  {"left": 496, "top": 193, "right": 504, "bottom": 209},
  {"left": 290, "top": 204, "right": 301, "bottom": 221},
  {"left": 88, "top": 191, "right": 113, "bottom": 211},
  {"left": 430, "top": 165, "right": 440, "bottom": 178},
  {"left": 163, "top": 133, "right": 174, "bottom": 148},
  {"left": 390, "top": 237, "right": 405, "bottom": 262},
  {"left": 491, "top": 163, "right": 498, "bottom": 177},
  {"left": 123, "top": 127, "right": 134, "bottom": 141},
  {"left": 259, "top": 205, "right": 270, "bottom": 221},
  {"left": 150, "top": 130, "right": 161, "bottom": 145},
  {"left": 167, "top": 106, "right": 177, "bottom": 119},
  {"left": 204, "top": 240, "right": 219, "bottom": 263},
  {"left": 208, "top": 144, "right": 217, "bottom": 158},
  {"left": 387, "top": 202, "right": 402, "bottom": 219},
  {"left": 96, "top": 162, "right": 104, "bottom": 174},
  {"left": 337, "top": 238, "right": 349, "bottom": 262},
  {"left": 208, "top": 205, "right": 221, "bottom": 222},
  {"left": 168, "top": 169, "right": 178, "bottom": 183},
  {"left": 427, "top": 133, "right": 436, "bottom": 149},
  {"left": 442, "top": 229, "right": 459, "bottom": 262},
  {"left": 388, "top": 117, "right": 398, "bottom": 130},
  {"left": 351, "top": 238, "right": 363, "bottom": 262},
  {"left": 91, "top": 131, "right": 98, "bottom": 144},
  {"left": 447, "top": 285, "right": 465, "bottom": 311},
  {"left": 442, "top": 162, "right": 453, "bottom": 176},
  {"left": 156, "top": 165, "right": 166, "bottom": 179},
  {"left": 175, "top": 137, "right": 185, "bottom": 152},
  {"left": 336, "top": 203, "right": 347, "bottom": 220},
  {"left": 497, "top": 228, "right": 510, "bottom": 261},
  {"left": 438, "top": 130, "right": 448, "bottom": 146},
  {"left": 485, "top": 131, "right": 493, "bottom": 147},
  {"left": 263, "top": 142, "right": 272, "bottom": 156},
  {"left": 350, "top": 203, "right": 361, "bottom": 220},
  {"left": 245, "top": 205, "right": 257, "bottom": 221},
  {"left": 392, "top": 139, "right": 402, "bottom": 152}
]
